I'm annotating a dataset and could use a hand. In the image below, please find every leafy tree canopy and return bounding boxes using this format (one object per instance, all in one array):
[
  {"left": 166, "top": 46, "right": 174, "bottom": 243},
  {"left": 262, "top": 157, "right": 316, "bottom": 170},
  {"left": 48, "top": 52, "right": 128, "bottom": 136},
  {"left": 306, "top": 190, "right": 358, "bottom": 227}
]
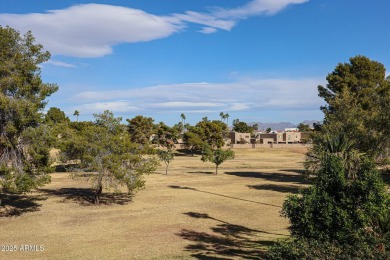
[
  {"left": 297, "top": 123, "right": 311, "bottom": 132},
  {"left": 126, "top": 115, "right": 155, "bottom": 145},
  {"left": 232, "top": 119, "right": 257, "bottom": 134},
  {"left": 153, "top": 122, "right": 178, "bottom": 150},
  {"left": 182, "top": 125, "right": 204, "bottom": 156},
  {"left": 201, "top": 146, "right": 235, "bottom": 174},
  {"left": 0, "top": 26, "right": 58, "bottom": 192},
  {"left": 196, "top": 120, "right": 227, "bottom": 149},
  {"left": 60, "top": 111, "right": 158, "bottom": 204},
  {"left": 316, "top": 55, "right": 390, "bottom": 160},
  {"left": 45, "top": 107, "right": 70, "bottom": 125}
]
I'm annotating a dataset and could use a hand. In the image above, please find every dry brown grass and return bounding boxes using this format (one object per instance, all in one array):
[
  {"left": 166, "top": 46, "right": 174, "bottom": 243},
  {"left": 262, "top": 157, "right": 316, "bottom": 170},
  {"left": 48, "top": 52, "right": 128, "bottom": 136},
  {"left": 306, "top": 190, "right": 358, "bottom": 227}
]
[{"left": 0, "top": 148, "right": 309, "bottom": 260}]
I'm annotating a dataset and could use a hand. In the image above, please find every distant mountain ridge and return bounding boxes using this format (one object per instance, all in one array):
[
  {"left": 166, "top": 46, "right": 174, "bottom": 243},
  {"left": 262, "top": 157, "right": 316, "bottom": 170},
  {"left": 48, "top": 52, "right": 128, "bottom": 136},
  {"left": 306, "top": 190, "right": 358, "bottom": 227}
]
[{"left": 249, "top": 120, "right": 320, "bottom": 131}]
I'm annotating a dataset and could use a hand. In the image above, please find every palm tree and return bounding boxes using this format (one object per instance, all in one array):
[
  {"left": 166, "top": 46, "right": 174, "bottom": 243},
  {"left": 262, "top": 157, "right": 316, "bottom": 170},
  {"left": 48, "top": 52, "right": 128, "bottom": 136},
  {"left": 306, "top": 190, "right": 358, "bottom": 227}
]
[
  {"left": 225, "top": 113, "right": 230, "bottom": 127},
  {"left": 304, "top": 133, "right": 364, "bottom": 180},
  {"left": 220, "top": 112, "right": 225, "bottom": 123},
  {"left": 73, "top": 110, "right": 80, "bottom": 122},
  {"left": 180, "top": 113, "right": 186, "bottom": 125},
  {"left": 180, "top": 113, "right": 186, "bottom": 133}
]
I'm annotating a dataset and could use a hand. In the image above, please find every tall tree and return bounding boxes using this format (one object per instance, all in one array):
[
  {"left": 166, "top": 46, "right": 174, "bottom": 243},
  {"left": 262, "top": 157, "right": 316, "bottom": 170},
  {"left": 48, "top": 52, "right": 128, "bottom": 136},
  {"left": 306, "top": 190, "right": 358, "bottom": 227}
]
[
  {"left": 0, "top": 26, "right": 58, "bottom": 193},
  {"left": 225, "top": 113, "right": 230, "bottom": 128},
  {"left": 316, "top": 55, "right": 390, "bottom": 161},
  {"left": 219, "top": 112, "right": 225, "bottom": 123},
  {"left": 180, "top": 113, "right": 186, "bottom": 132}
]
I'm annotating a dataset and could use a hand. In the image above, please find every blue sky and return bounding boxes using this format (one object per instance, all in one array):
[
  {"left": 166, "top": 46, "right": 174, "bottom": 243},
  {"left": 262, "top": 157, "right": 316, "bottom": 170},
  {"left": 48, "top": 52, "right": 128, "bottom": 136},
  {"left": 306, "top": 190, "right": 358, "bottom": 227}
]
[{"left": 1, "top": 0, "right": 389, "bottom": 126}]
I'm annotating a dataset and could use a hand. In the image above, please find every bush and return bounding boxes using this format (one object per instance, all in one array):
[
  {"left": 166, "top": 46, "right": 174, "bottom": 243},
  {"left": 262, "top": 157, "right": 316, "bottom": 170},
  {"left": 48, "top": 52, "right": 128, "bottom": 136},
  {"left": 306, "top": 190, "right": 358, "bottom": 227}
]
[
  {"left": 268, "top": 155, "right": 390, "bottom": 258},
  {"left": 268, "top": 238, "right": 390, "bottom": 260}
]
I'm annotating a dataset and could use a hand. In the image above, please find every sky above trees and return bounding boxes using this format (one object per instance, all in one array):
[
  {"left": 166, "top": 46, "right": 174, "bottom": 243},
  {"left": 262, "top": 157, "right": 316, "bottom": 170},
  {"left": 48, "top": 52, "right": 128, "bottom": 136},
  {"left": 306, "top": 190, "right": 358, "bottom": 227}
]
[{"left": 1, "top": 0, "right": 389, "bottom": 125}]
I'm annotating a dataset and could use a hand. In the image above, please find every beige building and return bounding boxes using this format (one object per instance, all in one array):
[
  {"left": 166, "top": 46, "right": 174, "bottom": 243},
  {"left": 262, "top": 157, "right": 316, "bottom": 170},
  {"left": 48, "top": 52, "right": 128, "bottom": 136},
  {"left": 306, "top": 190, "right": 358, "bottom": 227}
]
[
  {"left": 283, "top": 131, "right": 301, "bottom": 143},
  {"left": 243, "top": 131, "right": 307, "bottom": 144},
  {"left": 230, "top": 132, "right": 252, "bottom": 144}
]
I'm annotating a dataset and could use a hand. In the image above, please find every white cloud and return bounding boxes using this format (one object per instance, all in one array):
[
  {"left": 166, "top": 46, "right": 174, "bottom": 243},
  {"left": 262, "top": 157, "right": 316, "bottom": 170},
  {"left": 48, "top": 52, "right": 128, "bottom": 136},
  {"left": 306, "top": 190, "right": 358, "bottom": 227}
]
[
  {"left": 0, "top": 4, "right": 180, "bottom": 57},
  {"left": 213, "top": 0, "right": 309, "bottom": 19},
  {"left": 71, "top": 77, "right": 325, "bottom": 115},
  {"left": 170, "top": 11, "right": 235, "bottom": 31},
  {"left": 0, "top": 1, "right": 308, "bottom": 58},
  {"left": 45, "top": 60, "right": 78, "bottom": 68},
  {"left": 199, "top": 27, "right": 218, "bottom": 34}
]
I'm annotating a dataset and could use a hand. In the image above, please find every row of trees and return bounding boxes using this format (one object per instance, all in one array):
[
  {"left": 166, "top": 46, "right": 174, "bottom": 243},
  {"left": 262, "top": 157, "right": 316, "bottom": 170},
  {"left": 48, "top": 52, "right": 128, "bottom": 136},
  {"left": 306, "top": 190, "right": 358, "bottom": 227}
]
[
  {"left": 47, "top": 110, "right": 236, "bottom": 202},
  {"left": 0, "top": 26, "right": 235, "bottom": 205}
]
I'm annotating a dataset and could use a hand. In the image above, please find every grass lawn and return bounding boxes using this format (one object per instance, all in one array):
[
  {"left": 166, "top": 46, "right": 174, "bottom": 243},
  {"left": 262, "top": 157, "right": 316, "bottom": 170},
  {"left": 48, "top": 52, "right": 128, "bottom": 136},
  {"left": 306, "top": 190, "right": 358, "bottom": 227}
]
[{"left": 0, "top": 148, "right": 309, "bottom": 260}]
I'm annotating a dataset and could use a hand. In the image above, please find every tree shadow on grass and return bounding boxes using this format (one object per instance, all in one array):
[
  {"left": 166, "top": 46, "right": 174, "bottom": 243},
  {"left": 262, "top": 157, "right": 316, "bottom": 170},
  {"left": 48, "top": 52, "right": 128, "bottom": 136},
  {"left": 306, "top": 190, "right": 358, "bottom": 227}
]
[
  {"left": 40, "top": 188, "right": 133, "bottom": 206},
  {"left": 178, "top": 212, "right": 285, "bottom": 259},
  {"left": 280, "top": 168, "right": 307, "bottom": 175},
  {"left": 224, "top": 171, "right": 309, "bottom": 185},
  {"left": 188, "top": 171, "right": 215, "bottom": 175},
  {"left": 247, "top": 183, "right": 305, "bottom": 194},
  {"left": 0, "top": 193, "right": 46, "bottom": 217},
  {"left": 169, "top": 186, "right": 280, "bottom": 208}
]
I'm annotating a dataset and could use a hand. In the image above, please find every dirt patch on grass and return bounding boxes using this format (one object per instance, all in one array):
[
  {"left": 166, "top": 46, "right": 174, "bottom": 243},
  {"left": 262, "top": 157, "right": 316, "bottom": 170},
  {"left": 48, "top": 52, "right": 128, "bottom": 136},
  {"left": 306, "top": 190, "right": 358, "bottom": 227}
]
[{"left": 0, "top": 148, "right": 308, "bottom": 259}]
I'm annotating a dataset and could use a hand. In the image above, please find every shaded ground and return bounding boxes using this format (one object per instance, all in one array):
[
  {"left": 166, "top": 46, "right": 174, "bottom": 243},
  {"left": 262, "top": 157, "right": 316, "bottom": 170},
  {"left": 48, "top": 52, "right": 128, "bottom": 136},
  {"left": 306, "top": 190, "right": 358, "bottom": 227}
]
[
  {"left": 0, "top": 193, "right": 46, "bottom": 217},
  {"left": 0, "top": 148, "right": 308, "bottom": 259}
]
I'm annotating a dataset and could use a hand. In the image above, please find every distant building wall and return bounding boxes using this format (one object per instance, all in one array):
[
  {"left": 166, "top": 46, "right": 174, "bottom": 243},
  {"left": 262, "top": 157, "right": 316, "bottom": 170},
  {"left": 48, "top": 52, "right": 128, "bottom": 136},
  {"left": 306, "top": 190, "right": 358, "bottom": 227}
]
[
  {"left": 231, "top": 143, "right": 311, "bottom": 149},
  {"left": 283, "top": 132, "right": 301, "bottom": 143},
  {"left": 230, "top": 132, "right": 251, "bottom": 144}
]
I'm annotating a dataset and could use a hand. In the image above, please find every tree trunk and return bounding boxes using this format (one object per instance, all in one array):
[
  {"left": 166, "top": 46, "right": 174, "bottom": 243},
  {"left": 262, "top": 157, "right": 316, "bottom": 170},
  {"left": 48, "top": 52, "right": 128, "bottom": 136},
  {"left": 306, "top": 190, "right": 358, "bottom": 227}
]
[
  {"left": 215, "top": 165, "right": 218, "bottom": 174},
  {"left": 165, "top": 165, "right": 168, "bottom": 175},
  {"left": 94, "top": 184, "right": 102, "bottom": 204}
]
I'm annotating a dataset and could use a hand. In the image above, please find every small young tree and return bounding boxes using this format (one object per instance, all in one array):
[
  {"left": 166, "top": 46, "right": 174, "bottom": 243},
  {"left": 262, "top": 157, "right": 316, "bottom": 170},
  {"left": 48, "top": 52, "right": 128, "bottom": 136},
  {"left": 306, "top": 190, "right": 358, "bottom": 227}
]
[
  {"left": 201, "top": 146, "right": 235, "bottom": 174},
  {"left": 153, "top": 123, "right": 177, "bottom": 175},
  {"left": 157, "top": 150, "right": 174, "bottom": 175}
]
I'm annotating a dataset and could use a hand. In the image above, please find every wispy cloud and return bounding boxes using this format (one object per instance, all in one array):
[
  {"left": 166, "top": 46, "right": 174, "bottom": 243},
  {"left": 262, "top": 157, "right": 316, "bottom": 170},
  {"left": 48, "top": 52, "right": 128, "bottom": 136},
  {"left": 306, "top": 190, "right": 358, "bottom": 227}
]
[
  {"left": 45, "top": 60, "right": 78, "bottom": 68},
  {"left": 75, "top": 100, "right": 139, "bottom": 114},
  {"left": 212, "top": 0, "right": 309, "bottom": 19},
  {"left": 0, "top": 1, "right": 308, "bottom": 57},
  {"left": 70, "top": 77, "right": 324, "bottom": 115}
]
